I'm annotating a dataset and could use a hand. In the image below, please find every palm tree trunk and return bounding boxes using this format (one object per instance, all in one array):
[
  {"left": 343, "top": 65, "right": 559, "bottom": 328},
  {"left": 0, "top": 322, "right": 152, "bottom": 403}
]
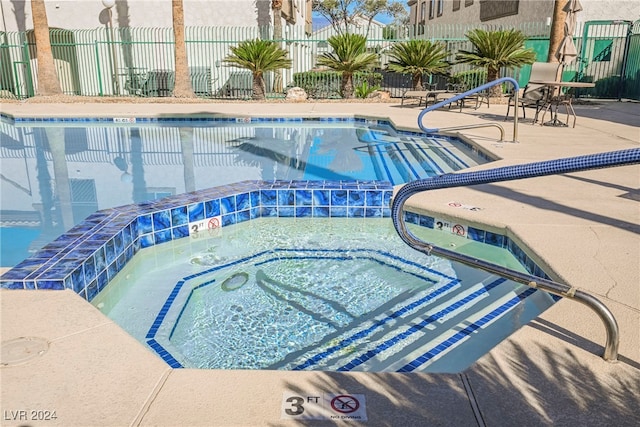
[
  {"left": 171, "top": 0, "right": 195, "bottom": 98},
  {"left": 272, "top": 0, "right": 283, "bottom": 93},
  {"left": 412, "top": 73, "right": 424, "bottom": 91},
  {"left": 548, "top": 0, "right": 569, "bottom": 63},
  {"left": 487, "top": 66, "right": 501, "bottom": 97},
  {"left": 31, "top": 0, "right": 62, "bottom": 96},
  {"left": 252, "top": 72, "right": 266, "bottom": 100},
  {"left": 341, "top": 72, "right": 354, "bottom": 99}
]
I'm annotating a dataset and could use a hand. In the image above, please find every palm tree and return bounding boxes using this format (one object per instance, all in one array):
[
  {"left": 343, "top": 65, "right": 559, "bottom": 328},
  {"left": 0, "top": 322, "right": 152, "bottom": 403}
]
[
  {"left": 456, "top": 28, "right": 536, "bottom": 97},
  {"left": 316, "top": 33, "right": 378, "bottom": 99},
  {"left": 171, "top": 0, "right": 195, "bottom": 98},
  {"left": 31, "top": 0, "right": 62, "bottom": 96},
  {"left": 224, "top": 39, "right": 291, "bottom": 100},
  {"left": 386, "top": 39, "right": 450, "bottom": 91},
  {"left": 548, "top": 0, "right": 570, "bottom": 63},
  {"left": 271, "top": 0, "right": 283, "bottom": 93}
]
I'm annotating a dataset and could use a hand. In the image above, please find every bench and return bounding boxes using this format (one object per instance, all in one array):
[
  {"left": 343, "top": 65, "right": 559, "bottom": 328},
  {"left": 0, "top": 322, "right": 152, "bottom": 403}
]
[{"left": 400, "top": 88, "right": 448, "bottom": 107}]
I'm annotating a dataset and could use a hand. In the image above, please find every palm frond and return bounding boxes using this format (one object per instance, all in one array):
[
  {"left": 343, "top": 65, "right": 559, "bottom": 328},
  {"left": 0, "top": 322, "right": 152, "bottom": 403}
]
[
  {"left": 224, "top": 39, "right": 292, "bottom": 73},
  {"left": 387, "top": 39, "right": 450, "bottom": 76},
  {"left": 456, "top": 29, "right": 536, "bottom": 70},
  {"left": 315, "top": 33, "right": 378, "bottom": 98},
  {"left": 317, "top": 33, "right": 378, "bottom": 73}
]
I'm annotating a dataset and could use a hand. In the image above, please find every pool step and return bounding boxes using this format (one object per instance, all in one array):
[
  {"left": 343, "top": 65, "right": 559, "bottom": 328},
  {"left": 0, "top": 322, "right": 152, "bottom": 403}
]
[
  {"left": 368, "top": 132, "right": 478, "bottom": 183},
  {"left": 285, "top": 276, "right": 537, "bottom": 373}
]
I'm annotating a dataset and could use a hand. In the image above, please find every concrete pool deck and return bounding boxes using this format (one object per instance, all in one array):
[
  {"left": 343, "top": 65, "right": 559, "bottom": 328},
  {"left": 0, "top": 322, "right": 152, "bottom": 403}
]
[{"left": 1, "top": 99, "right": 638, "bottom": 426}]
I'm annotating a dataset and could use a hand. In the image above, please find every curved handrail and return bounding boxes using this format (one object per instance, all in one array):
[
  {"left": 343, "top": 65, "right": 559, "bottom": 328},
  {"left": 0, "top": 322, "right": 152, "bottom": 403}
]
[
  {"left": 418, "top": 77, "right": 520, "bottom": 142},
  {"left": 391, "top": 148, "right": 640, "bottom": 362},
  {"left": 434, "top": 123, "right": 505, "bottom": 142}
]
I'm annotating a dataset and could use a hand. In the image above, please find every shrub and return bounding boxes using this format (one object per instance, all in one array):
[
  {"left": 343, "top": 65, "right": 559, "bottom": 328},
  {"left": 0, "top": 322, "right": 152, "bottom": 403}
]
[
  {"left": 292, "top": 71, "right": 383, "bottom": 99},
  {"left": 592, "top": 76, "right": 621, "bottom": 98},
  {"left": 354, "top": 80, "right": 381, "bottom": 99},
  {"left": 451, "top": 69, "right": 488, "bottom": 90}
]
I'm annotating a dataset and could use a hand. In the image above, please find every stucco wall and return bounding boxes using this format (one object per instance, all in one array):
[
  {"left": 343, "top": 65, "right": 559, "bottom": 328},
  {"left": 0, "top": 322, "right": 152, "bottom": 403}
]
[
  {"left": 408, "top": 0, "right": 640, "bottom": 28},
  {"left": 0, "top": 0, "right": 310, "bottom": 32}
]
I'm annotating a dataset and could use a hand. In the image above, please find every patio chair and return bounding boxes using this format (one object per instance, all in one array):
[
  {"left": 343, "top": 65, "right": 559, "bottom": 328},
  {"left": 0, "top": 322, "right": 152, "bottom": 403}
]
[
  {"left": 458, "top": 83, "right": 490, "bottom": 111},
  {"left": 217, "top": 71, "right": 253, "bottom": 99},
  {"left": 140, "top": 69, "right": 175, "bottom": 97},
  {"left": 505, "top": 62, "right": 561, "bottom": 123},
  {"left": 427, "top": 82, "right": 465, "bottom": 110},
  {"left": 436, "top": 82, "right": 490, "bottom": 112},
  {"left": 400, "top": 83, "right": 441, "bottom": 107}
]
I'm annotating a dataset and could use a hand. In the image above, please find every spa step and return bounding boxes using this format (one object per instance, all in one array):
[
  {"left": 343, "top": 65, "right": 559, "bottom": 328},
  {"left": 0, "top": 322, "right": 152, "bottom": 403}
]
[
  {"left": 331, "top": 286, "right": 535, "bottom": 373},
  {"left": 286, "top": 276, "right": 536, "bottom": 372}
]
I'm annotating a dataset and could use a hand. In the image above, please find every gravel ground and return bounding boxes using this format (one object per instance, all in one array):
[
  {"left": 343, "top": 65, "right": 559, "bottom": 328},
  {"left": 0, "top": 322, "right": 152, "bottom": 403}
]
[
  {"left": 1, "top": 93, "right": 514, "bottom": 105},
  {"left": 2, "top": 94, "right": 400, "bottom": 104}
]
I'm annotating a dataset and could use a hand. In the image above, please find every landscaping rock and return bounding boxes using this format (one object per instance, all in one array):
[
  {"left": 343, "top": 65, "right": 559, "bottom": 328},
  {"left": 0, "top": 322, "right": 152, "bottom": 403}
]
[
  {"left": 286, "top": 87, "right": 308, "bottom": 101},
  {"left": 368, "top": 90, "right": 391, "bottom": 100}
]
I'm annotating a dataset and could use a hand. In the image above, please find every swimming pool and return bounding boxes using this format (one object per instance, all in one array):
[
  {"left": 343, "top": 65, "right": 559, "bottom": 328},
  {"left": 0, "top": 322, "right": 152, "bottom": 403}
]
[
  {"left": 0, "top": 116, "right": 490, "bottom": 267},
  {"left": 1, "top": 174, "right": 558, "bottom": 372},
  {"left": 91, "top": 217, "right": 555, "bottom": 373}
]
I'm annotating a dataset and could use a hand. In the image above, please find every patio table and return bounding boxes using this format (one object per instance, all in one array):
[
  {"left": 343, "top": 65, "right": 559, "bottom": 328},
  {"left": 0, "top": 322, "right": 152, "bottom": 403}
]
[{"left": 529, "top": 80, "right": 596, "bottom": 127}]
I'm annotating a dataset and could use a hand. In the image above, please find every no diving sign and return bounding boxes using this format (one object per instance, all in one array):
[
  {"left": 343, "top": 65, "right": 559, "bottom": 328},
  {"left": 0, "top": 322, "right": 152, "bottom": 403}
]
[
  {"left": 282, "top": 392, "right": 367, "bottom": 421},
  {"left": 188, "top": 216, "right": 222, "bottom": 238}
]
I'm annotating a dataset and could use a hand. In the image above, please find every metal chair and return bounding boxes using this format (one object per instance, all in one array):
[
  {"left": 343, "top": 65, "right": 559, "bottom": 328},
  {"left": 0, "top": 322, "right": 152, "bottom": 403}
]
[{"left": 505, "top": 62, "right": 562, "bottom": 123}]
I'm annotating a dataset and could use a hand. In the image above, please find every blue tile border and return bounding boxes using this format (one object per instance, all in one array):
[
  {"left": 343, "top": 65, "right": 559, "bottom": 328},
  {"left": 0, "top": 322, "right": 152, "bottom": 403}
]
[
  {"left": 0, "top": 178, "right": 549, "bottom": 302},
  {"left": 0, "top": 180, "right": 394, "bottom": 298},
  {"left": 402, "top": 211, "right": 551, "bottom": 281}
]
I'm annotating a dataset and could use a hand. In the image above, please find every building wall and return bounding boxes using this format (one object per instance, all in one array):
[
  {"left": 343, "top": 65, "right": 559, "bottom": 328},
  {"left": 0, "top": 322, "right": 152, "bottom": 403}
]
[
  {"left": 407, "top": 0, "right": 640, "bottom": 29},
  {"left": 0, "top": 0, "right": 310, "bottom": 31}
]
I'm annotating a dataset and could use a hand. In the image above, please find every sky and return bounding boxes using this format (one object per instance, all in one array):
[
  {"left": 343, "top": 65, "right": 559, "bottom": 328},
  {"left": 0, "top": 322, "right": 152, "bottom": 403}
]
[
  {"left": 311, "top": 3, "right": 407, "bottom": 31},
  {"left": 312, "top": 13, "right": 395, "bottom": 31}
]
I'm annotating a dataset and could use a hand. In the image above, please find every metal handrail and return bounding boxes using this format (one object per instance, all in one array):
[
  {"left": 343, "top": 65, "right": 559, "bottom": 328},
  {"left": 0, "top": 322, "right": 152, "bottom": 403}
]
[
  {"left": 435, "top": 123, "right": 505, "bottom": 142},
  {"left": 392, "top": 148, "right": 640, "bottom": 362},
  {"left": 418, "top": 77, "right": 520, "bottom": 143}
]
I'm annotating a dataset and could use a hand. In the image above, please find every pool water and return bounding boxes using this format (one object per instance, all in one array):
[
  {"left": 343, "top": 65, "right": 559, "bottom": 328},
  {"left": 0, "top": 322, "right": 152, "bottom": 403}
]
[
  {"left": 0, "top": 227, "right": 41, "bottom": 266},
  {"left": 91, "top": 217, "right": 555, "bottom": 373},
  {"left": 0, "top": 118, "right": 489, "bottom": 267}
]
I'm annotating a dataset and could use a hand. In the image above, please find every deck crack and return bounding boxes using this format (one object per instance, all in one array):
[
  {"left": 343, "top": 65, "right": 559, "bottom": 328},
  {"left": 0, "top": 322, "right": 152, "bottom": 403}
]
[{"left": 130, "top": 367, "right": 172, "bottom": 427}]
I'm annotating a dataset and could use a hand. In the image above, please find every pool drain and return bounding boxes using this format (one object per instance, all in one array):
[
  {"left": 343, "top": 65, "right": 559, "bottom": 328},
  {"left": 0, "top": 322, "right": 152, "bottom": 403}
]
[
  {"left": 1, "top": 337, "right": 49, "bottom": 366},
  {"left": 221, "top": 272, "right": 249, "bottom": 291}
]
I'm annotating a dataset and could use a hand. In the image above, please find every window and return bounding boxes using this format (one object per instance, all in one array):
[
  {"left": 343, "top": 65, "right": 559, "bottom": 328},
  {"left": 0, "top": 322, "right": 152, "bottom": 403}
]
[
  {"left": 420, "top": 1, "right": 426, "bottom": 22},
  {"left": 429, "top": 0, "right": 435, "bottom": 19},
  {"left": 465, "top": 0, "right": 473, "bottom": 6},
  {"left": 453, "top": 0, "right": 461, "bottom": 11},
  {"left": 479, "top": 1, "right": 519, "bottom": 21},
  {"left": 437, "top": 0, "right": 444, "bottom": 16}
]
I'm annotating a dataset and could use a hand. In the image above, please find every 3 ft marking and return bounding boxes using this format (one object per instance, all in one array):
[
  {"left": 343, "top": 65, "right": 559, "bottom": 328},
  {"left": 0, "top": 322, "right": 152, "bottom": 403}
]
[
  {"left": 281, "top": 392, "right": 367, "bottom": 420},
  {"left": 189, "top": 216, "right": 221, "bottom": 238},
  {"left": 284, "top": 395, "right": 321, "bottom": 416}
]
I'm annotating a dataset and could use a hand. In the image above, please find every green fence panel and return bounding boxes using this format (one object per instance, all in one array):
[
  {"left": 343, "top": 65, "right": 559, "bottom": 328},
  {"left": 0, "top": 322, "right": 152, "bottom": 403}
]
[
  {"left": 1, "top": 21, "right": 638, "bottom": 101},
  {"left": 622, "top": 21, "right": 640, "bottom": 100}
]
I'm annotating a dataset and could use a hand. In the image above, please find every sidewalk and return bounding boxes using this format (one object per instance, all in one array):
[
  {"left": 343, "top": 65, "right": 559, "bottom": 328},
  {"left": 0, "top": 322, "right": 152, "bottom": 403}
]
[{"left": 1, "top": 99, "right": 639, "bottom": 426}]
